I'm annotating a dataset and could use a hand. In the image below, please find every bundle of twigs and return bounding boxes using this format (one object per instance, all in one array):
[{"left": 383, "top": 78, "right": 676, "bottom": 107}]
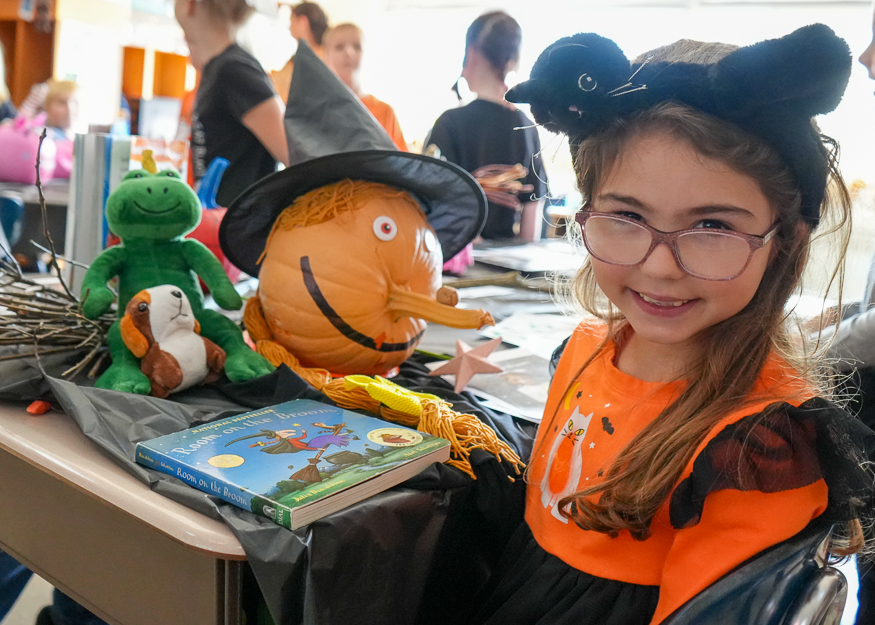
[
  {"left": 0, "top": 130, "right": 115, "bottom": 378},
  {"left": 0, "top": 256, "right": 114, "bottom": 377}
]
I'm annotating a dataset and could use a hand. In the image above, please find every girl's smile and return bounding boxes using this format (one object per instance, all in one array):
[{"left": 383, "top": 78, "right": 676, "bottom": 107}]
[{"left": 590, "top": 131, "right": 776, "bottom": 379}]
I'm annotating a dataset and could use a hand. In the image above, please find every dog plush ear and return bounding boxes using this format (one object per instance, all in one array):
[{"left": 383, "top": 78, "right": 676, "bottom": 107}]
[
  {"left": 710, "top": 24, "right": 852, "bottom": 120},
  {"left": 120, "top": 313, "right": 150, "bottom": 358},
  {"left": 194, "top": 319, "right": 201, "bottom": 335},
  {"left": 122, "top": 291, "right": 153, "bottom": 358}
]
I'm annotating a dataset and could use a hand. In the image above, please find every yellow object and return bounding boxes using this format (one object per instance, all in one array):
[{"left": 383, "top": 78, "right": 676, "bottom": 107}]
[
  {"left": 344, "top": 375, "right": 440, "bottom": 417},
  {"left": 141, "top": 150, "right": 159, "bottom": 174}
]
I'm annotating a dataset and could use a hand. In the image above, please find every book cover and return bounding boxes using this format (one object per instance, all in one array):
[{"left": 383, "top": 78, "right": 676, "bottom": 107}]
[{"left": 135, "top": 398, "right": 449, "bottom": 529}]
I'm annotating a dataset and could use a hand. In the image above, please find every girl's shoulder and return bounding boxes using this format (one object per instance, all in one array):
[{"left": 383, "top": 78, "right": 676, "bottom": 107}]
[
  {"left": 550, "top": 319, "right": 608, "bottom": 372},
  {"left": 671, "top": 395, "right": 874, "bottom": 531}
]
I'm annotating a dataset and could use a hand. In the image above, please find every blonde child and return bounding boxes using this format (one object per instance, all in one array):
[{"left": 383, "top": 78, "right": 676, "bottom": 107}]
[
  {"left": 469, "top": 25, "right": 874, "bottom": 625},
  {"left": 42, "top": 78, "right": 78, "bottom": 139},
  {"left": 322, "top": 23, "right": 408, "bottom": 151}
]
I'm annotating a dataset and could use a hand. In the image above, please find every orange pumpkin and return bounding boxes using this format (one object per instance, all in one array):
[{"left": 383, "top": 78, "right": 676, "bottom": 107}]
[{"left": 256, "top": 181, "right": 490, "bottom": 375}]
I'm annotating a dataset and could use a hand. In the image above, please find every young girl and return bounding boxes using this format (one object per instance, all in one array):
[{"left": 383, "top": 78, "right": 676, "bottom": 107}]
[
  {"left": 174, "top": 0, "right": 288, "bottom": 206},
  {"left": 425, "top": 12, "right": 548, "bottom": 243},
  {"left": 469, "top": 26, "right": 874, "bottom": 625}
]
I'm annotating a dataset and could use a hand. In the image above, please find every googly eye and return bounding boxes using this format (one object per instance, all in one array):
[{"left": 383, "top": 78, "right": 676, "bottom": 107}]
[
  {"left": 423, "top": 229, "right": 437, "bottom": 252},
  {"left": 578, "top": 74, "right": 597, "bottom": 92},
  {"left": 373, "top": 216, "right": 397, "bottom": 241},
  {"left": 138, "top": 302, "right": 149, "bottom": 312}
]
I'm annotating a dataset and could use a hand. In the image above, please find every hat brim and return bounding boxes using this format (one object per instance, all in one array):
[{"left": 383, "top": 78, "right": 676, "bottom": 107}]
[{"left": 219, "top": 150, "right": 487, "bottom": 277}]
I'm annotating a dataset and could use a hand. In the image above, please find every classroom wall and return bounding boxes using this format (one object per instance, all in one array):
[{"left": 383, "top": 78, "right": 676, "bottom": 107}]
[{"left": 55, "top": 0, "right": 131, "bottom": 132}]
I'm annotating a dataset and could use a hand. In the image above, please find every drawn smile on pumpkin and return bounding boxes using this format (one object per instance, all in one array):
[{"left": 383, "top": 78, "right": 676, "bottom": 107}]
[
  {"left": 300, "top": 256, "right": 424, "bottom": 352},
  {"left": 132, "top": 201, "right": 181, "bottom": 215}
]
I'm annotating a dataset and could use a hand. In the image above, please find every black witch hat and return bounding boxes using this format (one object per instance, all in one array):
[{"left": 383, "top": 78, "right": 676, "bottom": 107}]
[{"left": 220, "top": 42, "right": 487, "bottom": 277}]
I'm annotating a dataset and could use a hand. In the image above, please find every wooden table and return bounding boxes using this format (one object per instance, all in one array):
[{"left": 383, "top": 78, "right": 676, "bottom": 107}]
[{"left": 0, "top": 402, "right": 246, "bottom": 625}]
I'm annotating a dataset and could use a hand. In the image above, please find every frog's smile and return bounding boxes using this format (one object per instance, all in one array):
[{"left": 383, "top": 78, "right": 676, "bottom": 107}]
[
  {"left": 300, "top": 256, "right": 423, "bottom": 352},
  {"left": 132, "top": 201, "right": 181, "bottom": 215}
]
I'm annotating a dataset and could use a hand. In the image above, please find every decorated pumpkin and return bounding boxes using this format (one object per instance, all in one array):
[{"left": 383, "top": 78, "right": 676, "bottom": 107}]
[
  {"left": 255, "top": 180, "right": 489, "bottom": 374},
  {"left": 220, "top": 41, "right": 490, "bottom": 377}
]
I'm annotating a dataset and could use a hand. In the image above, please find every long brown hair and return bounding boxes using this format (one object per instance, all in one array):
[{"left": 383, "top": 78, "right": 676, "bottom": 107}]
[{"left": 544, "top": 102, "right": 858, "bottom": 548}]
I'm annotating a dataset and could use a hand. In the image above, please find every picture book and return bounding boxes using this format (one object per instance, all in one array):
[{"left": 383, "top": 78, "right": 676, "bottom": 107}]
[{"left": 135, "top": 399, "right": 450, "bottom": 530}]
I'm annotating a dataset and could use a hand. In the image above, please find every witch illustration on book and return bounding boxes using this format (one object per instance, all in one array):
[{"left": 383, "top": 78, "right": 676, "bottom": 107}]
[
  {"left": 226, "top": 423, "right": 355, "bottom": 455},
  {"left": 226, "top": 422, "right": 359, "bottom": 483}
]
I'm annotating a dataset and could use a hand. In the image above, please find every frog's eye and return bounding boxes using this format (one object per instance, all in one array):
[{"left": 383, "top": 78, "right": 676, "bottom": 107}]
[
  {"left": 123, "top": 171, "right": 146, "bottom": 181},
  {"left": 372, "top": 216, "right": 397, "bottom": 241},
  {"left": 159, "top": 170, "right": 181, "bottom": 179}
]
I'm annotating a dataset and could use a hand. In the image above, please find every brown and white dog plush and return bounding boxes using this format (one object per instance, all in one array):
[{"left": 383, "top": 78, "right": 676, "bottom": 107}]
[{"left": 120, "top": 285, "right": 226, "bottom": 398}]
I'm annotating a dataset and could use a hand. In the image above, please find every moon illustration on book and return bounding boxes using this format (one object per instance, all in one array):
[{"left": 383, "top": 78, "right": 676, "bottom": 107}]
[{"left": 209, "top": 454, "right": 245, "bottom": 468}]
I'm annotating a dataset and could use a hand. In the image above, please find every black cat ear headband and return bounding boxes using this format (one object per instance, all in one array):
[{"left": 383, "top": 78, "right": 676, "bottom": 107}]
[{"left": 505, "top": 24, "right": 852, "bottom": 227}]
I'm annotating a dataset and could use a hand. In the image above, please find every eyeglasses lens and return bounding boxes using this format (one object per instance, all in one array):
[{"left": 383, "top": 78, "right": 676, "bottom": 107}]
[
  {"left": 582, "top": 215, "right": 652, "bottom": 265},
  {"left": 675, "top": 232, "right": 750, "bottom": 279},
  {"left": 582, "top": 214, "right": 753, "bottom": 280}
]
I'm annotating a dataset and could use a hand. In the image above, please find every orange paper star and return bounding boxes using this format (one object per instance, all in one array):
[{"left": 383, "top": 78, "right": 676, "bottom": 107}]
[{"left": 429, "top": 337, "right": 503, "bottom": 393}]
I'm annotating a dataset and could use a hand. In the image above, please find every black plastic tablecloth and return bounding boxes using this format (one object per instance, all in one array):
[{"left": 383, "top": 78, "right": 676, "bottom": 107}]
[{"left": 0, "top": 349, "right": 535, "bottom": 625}]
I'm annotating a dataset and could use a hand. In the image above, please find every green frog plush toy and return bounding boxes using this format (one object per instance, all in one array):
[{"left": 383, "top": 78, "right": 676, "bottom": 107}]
[{"left": 81, "top": 160, "right": 274, "bottom": 394}]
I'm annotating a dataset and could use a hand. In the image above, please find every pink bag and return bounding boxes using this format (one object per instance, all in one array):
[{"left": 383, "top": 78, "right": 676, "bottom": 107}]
[
  {"left": 0, "top": 114, "right": 56, "bottom": 184},
  {"left": 52, "top": 137, "right": 74, "bottom": 179},
  {"left": 442, "top": 242, "right": 474, "bottom": 275}
]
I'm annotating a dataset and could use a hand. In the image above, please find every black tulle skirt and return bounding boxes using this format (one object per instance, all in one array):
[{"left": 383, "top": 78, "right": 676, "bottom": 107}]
[{"left": 470, "top": 523, "right": 659, "bottom": 625}]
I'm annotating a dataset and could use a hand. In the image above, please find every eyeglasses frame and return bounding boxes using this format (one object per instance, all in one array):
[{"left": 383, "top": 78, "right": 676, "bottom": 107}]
[{"left": 574, "top": 209, "right": 779, "bottom": 281}]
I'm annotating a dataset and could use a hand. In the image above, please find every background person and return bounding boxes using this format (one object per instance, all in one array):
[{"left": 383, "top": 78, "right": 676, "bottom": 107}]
[
  {"left": 42, "top": 79, "right": 78, "bottom": 140},
  {"left": 807, "top": 12, "right": 875, "bottom": 623},
  {"left": 0, "top": 43, "right": 15, "bottom": 123},
  {"left": 174, "top": 0, "right": 288, "bottom": 207},
  {"left": 323, "top": 23, "right": 408, "bottom": 151},
  {"left": 424, "top": 11, "right": 547, "bottom": 243},
  {"left": 271, "top": 1, "right": 328, "bottom": 104}
]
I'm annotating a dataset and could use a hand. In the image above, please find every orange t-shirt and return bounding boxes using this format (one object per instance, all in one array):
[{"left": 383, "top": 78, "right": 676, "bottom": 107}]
[
  {"left": 271, "top": 46, "right": 324, "bottom": 105},
  {"left": 270, "top": 58, "right": 294, "bottom": 105},
  {"left": 526, "top": 322, "right": 827, "bottom": 624},
  {"left": 360, "top": 94, "right": 408, "bottom": 151}
]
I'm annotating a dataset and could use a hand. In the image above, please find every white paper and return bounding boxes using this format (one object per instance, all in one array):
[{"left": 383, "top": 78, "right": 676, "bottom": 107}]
[{"left": 479, "top": 313, "right": 581, "bottom": 360}]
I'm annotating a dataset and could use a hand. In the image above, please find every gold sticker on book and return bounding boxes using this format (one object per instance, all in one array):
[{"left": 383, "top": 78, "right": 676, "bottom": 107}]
[
  {"left": 208, "top": 454, "right": 245, "bottom": 468},
  {"left": 367, "top": 428, "right": 423, "bottom": 447}
]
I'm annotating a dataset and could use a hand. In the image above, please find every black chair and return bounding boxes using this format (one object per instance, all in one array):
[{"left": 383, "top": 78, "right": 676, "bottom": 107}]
[{"left": 664, "top": 525, "right": 847, "bottom": 625}]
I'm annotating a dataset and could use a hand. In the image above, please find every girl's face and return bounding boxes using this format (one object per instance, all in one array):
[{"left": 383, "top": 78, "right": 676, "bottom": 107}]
[{"left": 589, "top": 132, "right": 776, "bottom": 352}]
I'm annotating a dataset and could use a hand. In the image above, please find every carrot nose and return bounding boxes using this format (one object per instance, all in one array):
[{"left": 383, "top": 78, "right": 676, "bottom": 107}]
[{"left": 386, "top": 285, "right": 494, "bottom": 329}]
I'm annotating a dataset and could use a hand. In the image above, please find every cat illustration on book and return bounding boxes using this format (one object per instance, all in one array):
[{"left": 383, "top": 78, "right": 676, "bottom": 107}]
[{"left": 540, "top": 406, "right": 593, "bottom": 522}]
